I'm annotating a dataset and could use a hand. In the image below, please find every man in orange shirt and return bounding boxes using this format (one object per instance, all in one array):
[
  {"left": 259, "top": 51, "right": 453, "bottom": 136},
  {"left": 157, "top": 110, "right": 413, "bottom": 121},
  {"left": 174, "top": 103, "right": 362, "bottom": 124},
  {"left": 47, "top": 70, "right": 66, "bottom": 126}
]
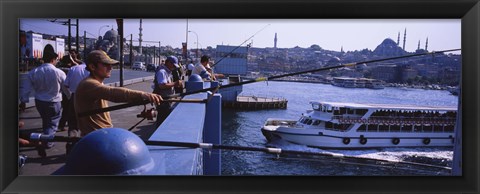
[{"left": 75, "top": 50, "right": 163, "bottom": 137}]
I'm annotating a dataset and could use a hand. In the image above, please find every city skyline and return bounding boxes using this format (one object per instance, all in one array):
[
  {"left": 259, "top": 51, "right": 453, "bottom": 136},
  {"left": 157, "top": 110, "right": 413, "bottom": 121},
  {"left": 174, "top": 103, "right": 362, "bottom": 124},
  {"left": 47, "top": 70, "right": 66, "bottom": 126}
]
[{"left": 20, "top": 19, "right": 461, "bottom": 53}]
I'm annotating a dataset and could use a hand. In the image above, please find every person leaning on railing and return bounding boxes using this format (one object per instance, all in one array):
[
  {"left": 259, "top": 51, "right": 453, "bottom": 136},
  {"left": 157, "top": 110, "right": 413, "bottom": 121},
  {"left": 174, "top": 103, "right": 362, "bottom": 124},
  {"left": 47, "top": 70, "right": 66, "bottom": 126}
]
[{"left": 74, "top": 50, "right": 163, "bottom": 137}]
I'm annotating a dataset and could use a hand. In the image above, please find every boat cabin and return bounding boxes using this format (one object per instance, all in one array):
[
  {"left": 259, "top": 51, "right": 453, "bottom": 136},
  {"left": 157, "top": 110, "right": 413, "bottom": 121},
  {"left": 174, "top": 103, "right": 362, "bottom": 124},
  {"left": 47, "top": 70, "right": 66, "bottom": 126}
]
[{"left": 307, "top": 101, "right": 457, "bottom": 133}]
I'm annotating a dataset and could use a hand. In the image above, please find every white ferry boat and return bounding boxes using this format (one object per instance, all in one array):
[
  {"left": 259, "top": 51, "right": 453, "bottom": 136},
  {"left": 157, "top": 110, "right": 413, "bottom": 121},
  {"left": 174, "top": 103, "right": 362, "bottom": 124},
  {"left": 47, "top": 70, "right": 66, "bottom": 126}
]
[
  {"left": 331, "top": 77, "right": 385, "bottom": 89},
  {"left": 261, "top": 101, "right": 456, "bottom": 149}
]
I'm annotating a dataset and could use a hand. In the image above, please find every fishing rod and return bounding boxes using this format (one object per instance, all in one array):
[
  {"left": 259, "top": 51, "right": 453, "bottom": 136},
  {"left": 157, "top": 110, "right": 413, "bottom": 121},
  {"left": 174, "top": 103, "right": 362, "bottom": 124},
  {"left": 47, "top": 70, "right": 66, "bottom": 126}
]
[
  {"left": 77, "top": 98, "right": 208, "bottom": 118},
  {"left": 79, "top": 48, "right": 460, "bottom": 117},
  {"left": 209, "top": 24, "right": 270, "bottom": 68},
  {"left": 29, "top": 133, "right": 452, "bottom": 171}
]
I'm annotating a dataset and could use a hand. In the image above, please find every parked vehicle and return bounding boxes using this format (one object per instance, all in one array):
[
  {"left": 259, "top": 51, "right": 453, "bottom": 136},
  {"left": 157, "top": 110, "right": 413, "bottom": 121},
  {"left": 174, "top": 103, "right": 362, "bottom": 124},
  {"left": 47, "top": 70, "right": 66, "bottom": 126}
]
[
  {"left": 147, "top": 63, "right": 158, "bottom": 72},
  {"left": 132, "top": 62, "right": 146, "bottom": 71}
]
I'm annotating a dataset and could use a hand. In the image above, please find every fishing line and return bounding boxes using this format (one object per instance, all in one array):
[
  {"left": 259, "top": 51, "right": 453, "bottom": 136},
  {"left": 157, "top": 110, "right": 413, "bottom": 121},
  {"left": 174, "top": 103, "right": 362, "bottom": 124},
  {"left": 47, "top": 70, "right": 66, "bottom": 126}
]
[
  {"left": 210, "top": 24, "right": 270, "bottom": 68},
  {"left": 29, "top": 133, "right": 451, "bottom": 171}
]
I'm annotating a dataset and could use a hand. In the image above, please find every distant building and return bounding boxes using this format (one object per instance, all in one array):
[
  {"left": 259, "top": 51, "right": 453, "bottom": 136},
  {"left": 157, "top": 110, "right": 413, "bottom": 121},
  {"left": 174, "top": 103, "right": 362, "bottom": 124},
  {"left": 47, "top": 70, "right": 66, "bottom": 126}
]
[
  {"left": 371, "top": 64, "right": 397, "bottom": 82},
  {"left": 214, "top": 45, "right": 248, "bottom": 76}
]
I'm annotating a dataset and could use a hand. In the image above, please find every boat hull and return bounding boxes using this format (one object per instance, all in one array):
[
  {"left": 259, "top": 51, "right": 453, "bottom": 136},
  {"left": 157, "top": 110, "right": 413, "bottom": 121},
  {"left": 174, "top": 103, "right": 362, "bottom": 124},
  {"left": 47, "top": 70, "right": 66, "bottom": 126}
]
[{"left": 261, "top": 124, "right": 454, "bottom": 149}]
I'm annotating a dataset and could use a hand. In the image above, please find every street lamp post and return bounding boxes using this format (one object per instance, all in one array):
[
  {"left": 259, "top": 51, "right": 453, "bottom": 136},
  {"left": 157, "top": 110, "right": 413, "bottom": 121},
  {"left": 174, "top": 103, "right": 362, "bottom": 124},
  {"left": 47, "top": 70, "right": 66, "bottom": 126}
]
[
  {"left": 188, "top": 30, "right": 199, "bottom": 58},
  {"left": 98, "top": 25, "right": 110, "bottom": 39}
]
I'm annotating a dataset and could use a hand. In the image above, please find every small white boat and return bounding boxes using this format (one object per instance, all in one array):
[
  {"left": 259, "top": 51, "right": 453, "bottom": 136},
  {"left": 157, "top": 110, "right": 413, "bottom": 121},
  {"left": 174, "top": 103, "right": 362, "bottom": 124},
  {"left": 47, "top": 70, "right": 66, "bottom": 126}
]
[{"left": 261, "top": 101, "right": 457, "bottom": 149}]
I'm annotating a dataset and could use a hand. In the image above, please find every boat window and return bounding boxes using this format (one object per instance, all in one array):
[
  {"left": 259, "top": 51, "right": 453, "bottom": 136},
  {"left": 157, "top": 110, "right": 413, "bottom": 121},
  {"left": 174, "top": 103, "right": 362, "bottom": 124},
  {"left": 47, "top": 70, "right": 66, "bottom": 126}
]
[
  {"left": 326, "top": 106, "right": 333, "bottom": 113},
  {"left": 433, "top": 125, "right": 443, "bottom": 132},
  {"left": 356, "top": 109, "right": 368, "bottom": 115},
  {"left": 401, "top": 125, "right": 412, "bottom": 132},
  {"left": 445, "top": 125, "right": 454, "bottom": 132},
  {"left": 423, "top": 125, "right": 433, "bottom": 132},
  {"left": 340, "top": 108, "right": 347, "bottom": 114},
  {"left": 378, "top": 124, "right": 389, "bottom": 132},
  {"left": 357, "top": 124, "right": 366, "bottom": 132},
  {"left": 413, "top": 125, "right": 423, "bottom": 132},
  {"left": 306, "top": 119, "right": 313, "bottom": 125},
  {"left": 333, "top": 110, "right": 340, "bottom": 115},
  {"left": 303, "top": 119, "right": 311, "bottom": 124},
  {"left": 325, "top": 122, "right": 333, "bottom": 129},
  {"left": 312, "top": 120, "right": 321, "bottom": 125},
  {"left": 347, "top": 109, "right": 354, "bottom": 114},
  {"left": 367, "top": 124, "right": 377, "bottom": 132},
  {"left": 390, "top": 125, "right": 400, "bottom": 132},
  {"left": 312, "top": 104, "right": 320, "bottom": 110}
]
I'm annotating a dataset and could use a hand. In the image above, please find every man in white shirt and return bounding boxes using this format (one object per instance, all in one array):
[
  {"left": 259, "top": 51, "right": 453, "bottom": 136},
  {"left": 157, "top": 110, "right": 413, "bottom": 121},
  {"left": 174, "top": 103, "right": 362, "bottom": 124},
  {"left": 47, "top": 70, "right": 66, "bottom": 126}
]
[
  {"left": 192, "top": 55, "right": 224, "bottom": 81},
  {"left": 19, "top": 44, "right": 67, "bottom": 157}
]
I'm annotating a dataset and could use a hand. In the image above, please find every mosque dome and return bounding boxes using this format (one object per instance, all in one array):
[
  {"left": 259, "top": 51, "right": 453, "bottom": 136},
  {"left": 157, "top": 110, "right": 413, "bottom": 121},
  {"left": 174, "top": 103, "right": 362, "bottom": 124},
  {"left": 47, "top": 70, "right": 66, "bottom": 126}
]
[
  {"left": 373, "top": 38, "right": 406, "bottom": 56},
  {"left": 103, "top": 29, "right": 118, "bottom": 42}
]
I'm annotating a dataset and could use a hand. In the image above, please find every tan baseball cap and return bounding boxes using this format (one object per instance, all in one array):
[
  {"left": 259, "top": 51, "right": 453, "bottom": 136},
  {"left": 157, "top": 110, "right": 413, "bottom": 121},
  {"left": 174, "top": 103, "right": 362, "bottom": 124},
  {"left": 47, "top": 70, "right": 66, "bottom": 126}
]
[{"left": 87, "top": 50, "right": 119, "bottom": 65}]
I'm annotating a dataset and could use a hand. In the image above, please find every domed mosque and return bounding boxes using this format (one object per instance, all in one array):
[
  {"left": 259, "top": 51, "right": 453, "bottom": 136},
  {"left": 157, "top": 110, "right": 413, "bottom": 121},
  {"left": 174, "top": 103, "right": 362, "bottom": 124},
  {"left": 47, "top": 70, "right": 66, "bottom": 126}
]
[
  {"left": 95, "top": 28, "right": 121, "bottom": 60},
  {"left": 373, "top": 38, "right": 406, "bottom": 57}
]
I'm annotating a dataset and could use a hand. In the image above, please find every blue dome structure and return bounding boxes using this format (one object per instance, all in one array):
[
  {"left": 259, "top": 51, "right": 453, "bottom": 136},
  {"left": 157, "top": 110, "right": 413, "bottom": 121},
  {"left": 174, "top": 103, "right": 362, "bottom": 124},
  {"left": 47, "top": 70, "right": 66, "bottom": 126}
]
[
  {"left": 188, "top": 74, "right": 203, "bottom": 82},
  {"left": 57, "top": 128, "right": 155, "bottom": 175}
]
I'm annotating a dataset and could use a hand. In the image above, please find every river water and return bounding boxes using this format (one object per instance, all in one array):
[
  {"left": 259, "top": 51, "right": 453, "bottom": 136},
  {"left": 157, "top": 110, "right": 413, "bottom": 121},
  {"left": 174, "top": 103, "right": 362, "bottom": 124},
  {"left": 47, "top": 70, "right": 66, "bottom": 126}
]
[{"left": 221, "top": 81, "right": 458, "bottom": 175}]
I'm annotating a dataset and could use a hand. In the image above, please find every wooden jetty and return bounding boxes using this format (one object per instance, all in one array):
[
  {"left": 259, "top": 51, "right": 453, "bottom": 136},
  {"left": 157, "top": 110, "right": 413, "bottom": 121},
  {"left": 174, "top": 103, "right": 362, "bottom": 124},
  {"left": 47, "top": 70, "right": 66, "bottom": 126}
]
[{"left": 223, "top": 95, "right": 288, "bottom": 110}]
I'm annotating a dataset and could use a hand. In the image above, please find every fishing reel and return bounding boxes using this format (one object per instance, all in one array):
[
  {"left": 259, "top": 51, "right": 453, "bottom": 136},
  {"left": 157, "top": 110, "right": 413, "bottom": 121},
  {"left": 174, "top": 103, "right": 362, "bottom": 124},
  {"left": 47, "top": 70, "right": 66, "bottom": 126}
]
[{"left": 137, "top": 105, "right": 157, "bottom": 121}]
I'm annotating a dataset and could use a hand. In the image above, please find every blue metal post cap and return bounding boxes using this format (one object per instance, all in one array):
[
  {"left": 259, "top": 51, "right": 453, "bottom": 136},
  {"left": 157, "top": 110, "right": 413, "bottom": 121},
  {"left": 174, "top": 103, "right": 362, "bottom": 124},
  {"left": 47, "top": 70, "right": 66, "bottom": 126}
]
[
  {"left": 58, "top": 128, "right": 155, "bottom": 175},
  {"left": 188, "top": 74, "right": 203, "bottom": 82}
]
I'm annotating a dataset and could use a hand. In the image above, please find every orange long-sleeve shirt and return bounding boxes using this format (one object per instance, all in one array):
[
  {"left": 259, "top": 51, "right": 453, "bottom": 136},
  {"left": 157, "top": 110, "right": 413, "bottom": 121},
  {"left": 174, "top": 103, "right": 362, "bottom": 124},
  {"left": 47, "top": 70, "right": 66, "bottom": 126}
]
[{"left": 75, "top": 77, "right": 146, "bottom": 136}]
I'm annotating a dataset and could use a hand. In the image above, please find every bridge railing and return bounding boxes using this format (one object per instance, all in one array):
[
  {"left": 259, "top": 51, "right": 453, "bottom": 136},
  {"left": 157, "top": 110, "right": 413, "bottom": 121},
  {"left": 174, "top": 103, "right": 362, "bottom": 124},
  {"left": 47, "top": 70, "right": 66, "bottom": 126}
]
[{"left": 147, "top": 81, "right": 221, "bottom": 175}]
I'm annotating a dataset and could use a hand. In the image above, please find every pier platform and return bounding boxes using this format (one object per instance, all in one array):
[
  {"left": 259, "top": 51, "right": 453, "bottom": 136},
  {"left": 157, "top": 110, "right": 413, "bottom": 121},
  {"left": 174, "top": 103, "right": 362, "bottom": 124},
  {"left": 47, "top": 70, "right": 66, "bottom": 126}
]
[
  {"left": 18, "top": 81, "right": 156, "bottom": 175},
  {"left": 223, "top": 95, "right": 288, "bottom": 109}
]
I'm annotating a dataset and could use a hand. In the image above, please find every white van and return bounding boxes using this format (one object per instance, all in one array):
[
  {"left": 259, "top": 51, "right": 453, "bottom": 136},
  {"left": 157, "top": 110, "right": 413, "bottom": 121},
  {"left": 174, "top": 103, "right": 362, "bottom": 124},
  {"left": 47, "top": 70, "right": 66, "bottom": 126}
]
[{"left": 132, "top": 62, "right": 146, "bottom": 71}]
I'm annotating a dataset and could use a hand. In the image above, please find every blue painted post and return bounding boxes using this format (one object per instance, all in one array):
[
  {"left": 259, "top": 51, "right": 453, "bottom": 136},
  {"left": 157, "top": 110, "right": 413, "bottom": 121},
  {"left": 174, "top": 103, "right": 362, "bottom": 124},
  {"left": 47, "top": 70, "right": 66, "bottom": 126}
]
[{"left": 204, "top": 82, "right": 221, "bottom": 175}]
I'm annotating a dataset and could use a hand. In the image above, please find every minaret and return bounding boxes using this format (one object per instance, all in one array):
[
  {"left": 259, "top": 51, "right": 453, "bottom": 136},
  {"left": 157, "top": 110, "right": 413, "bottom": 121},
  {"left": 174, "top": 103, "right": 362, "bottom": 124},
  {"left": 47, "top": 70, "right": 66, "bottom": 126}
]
[
  {"left": 417, "top": 40, "right": 420, "bottom": 50},
  {"left": 274, "top": 33, "right": 278, "bottom": 49},
  {"left": 397, "top": 32, "right": 400, "bottom": 45},
  {"left": 425, "top": 37, "right": 428, "bottom": 51},
  {"left": 402, "top": 28, "right": 407, "bottom": 51},
  {"left": 139, "top": 19, "right": 143, "bottom": 55},
  {"left": 341, "top": 46, "right": 344, "bottom": 53}
]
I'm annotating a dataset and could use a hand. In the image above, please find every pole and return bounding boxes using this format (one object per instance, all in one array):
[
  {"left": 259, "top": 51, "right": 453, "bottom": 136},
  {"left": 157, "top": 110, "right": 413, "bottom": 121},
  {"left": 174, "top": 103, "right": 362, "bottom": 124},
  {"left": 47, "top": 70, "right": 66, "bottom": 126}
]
[
  {"left": 185, "top": 19, "right": 188, "bottom": 64},
  {"left": 68, "top": 19, "right": 72, "bottom": 51},
  {"left": 83, "top": 31, "right": 87, "bottom": 60},
  {"left": 130, "top": 34, "right": 133, "bottom": 68},
  {"left": 117, "top": 19, "right": 124, "bottom": 87},
  {"left": 76, "top": 19, "right": 79, "bottom": 51}
]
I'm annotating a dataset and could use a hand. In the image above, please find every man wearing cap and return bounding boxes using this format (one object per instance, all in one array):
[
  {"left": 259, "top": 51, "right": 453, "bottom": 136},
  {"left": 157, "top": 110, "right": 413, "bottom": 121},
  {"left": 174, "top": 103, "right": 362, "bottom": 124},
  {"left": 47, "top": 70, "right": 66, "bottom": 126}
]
[
  {"left": 75, "top": 50, "right": 163, "bottom": 136},
  {"left": 152, "top": 56, "right": 183, "bottom": 127},
  {"left": 20, "top": 44, "right": 67, "bottom": 157}
]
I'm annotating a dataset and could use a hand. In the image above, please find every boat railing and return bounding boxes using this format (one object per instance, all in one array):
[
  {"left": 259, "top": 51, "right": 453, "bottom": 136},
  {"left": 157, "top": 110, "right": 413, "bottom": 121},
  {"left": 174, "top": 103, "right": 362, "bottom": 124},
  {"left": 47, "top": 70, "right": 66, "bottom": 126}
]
[{"left": 333, "top": 115, "right": 456, "bottom": 125}]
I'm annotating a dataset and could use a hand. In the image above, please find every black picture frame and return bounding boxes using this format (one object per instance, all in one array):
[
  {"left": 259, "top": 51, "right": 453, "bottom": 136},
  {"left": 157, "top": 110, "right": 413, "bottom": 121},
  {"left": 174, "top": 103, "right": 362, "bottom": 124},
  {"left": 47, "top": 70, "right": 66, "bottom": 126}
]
[{"left": 1, "top": 0, "right": 479, "bottom": 193}]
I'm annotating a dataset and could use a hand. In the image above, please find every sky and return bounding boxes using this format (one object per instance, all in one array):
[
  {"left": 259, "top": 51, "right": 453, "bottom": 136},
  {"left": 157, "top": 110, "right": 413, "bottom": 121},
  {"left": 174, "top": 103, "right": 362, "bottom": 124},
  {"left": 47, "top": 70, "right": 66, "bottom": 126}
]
[{"left": 20, "top": 19, "right": 461, "bottom": 53}]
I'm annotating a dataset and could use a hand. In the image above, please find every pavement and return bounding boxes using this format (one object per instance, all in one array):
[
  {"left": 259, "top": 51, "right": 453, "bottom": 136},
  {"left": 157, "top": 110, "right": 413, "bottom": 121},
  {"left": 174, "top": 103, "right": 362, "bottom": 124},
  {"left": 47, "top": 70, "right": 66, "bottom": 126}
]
[{"left": 18, "top": 80, "right": 158, "bottom": 176}]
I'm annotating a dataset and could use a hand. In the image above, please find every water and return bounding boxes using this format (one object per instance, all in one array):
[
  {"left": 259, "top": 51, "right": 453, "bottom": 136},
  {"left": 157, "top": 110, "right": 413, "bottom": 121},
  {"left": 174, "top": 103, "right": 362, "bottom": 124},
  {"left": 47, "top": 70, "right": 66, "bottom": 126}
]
[{"left": 221, "top": 81, "right": 458, "bottom": 175}]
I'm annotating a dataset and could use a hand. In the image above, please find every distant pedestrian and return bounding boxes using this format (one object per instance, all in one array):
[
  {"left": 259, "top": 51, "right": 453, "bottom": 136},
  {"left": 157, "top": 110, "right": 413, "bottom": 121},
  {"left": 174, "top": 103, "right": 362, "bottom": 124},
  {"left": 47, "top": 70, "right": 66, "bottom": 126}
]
[
  {"left": 58, "top": 53, "right": 79, "bottom": 132},
  {"left": 75, "top": 50, "right": 163, "bottom": 136},
  {"left": 19, "top": 44, "right": 67, "bottom": 157},
  {"left": 152, "top": 56, "right": 182, "bottom": 128},
  {"left": 64, "top": 53, "right": 89, "bottom": 153}
]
